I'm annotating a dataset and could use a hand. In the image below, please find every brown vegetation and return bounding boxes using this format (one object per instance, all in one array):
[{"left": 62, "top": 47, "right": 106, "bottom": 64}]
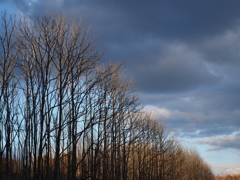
[
  {"left": 0, "top": 12, "right": 215, "bottom": 180},
  {"left": 216, "top": 174, "right": 240, "bottom": 180}
]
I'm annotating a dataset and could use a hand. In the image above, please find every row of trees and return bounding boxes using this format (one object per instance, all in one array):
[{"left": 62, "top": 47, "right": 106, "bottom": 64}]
[
  {"left": 216, "top": 174, "right": 240, "bottom": 180},
  {"left": 0, "top": 12, "right": 214, "bottom": 180}
]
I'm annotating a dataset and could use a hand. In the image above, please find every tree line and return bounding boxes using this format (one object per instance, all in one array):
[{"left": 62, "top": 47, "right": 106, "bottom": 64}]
[
  {"left": 216, "top": 173, "right": 240, "bottom": 180},
  {"left": 0, "top": 12, "right": 214, "bottom": 180}
]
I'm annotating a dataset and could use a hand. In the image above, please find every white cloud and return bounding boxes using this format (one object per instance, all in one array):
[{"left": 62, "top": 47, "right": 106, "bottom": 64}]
[
  {"left": 143, "top": 104, "right": 240, "bottom": 139},
  {"left": 197, "top": 132, "right": 240, "bottom": 151},
  {"left": 143, "top": 105, "right": 172, "bottom": 119},
  {"left": 213, "top": 163, "right": 240, "bottom": 175},
  {"left": 144, "top": 105, "right": 219, "bottom": 124}
]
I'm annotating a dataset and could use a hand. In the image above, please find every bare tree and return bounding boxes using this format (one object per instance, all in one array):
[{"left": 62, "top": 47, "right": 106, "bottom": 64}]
[{"left": 0, "top": 12, "right": 19, "bottom": 179}]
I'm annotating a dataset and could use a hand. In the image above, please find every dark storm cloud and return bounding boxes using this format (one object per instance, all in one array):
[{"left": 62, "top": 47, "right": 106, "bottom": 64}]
[
  {"left": 8, "top": 0, "right": 240, "bottom": 41},
  {"left": 90, "top": 0, "right": 240, "bottom": 41},
  {"left": 132, "top": 43, "right": 219, "bottom": 93},
  {"left": 56, "top": 0, "right": 240, "bottom": 40},
  {"left": 52, "top": 0, "right": 240, "bottom": 93}
]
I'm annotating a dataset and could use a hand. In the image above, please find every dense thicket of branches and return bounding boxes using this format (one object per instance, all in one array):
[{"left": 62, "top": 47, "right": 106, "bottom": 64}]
[
  {"left": 0, "top": 12, "right": 214, "bottom": 180},
  {"left": 216, "top": 173, "right": 240, "bottom": 180}
]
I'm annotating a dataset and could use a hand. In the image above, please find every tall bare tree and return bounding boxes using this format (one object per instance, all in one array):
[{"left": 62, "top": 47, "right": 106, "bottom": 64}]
[{"left": 0, "top": 12, "right": 19, "bottom": 179}]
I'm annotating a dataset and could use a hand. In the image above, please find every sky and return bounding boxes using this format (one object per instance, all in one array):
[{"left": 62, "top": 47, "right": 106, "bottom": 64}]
[{"left": 1, "top": 0, "right": 240, "bottom": 175}]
